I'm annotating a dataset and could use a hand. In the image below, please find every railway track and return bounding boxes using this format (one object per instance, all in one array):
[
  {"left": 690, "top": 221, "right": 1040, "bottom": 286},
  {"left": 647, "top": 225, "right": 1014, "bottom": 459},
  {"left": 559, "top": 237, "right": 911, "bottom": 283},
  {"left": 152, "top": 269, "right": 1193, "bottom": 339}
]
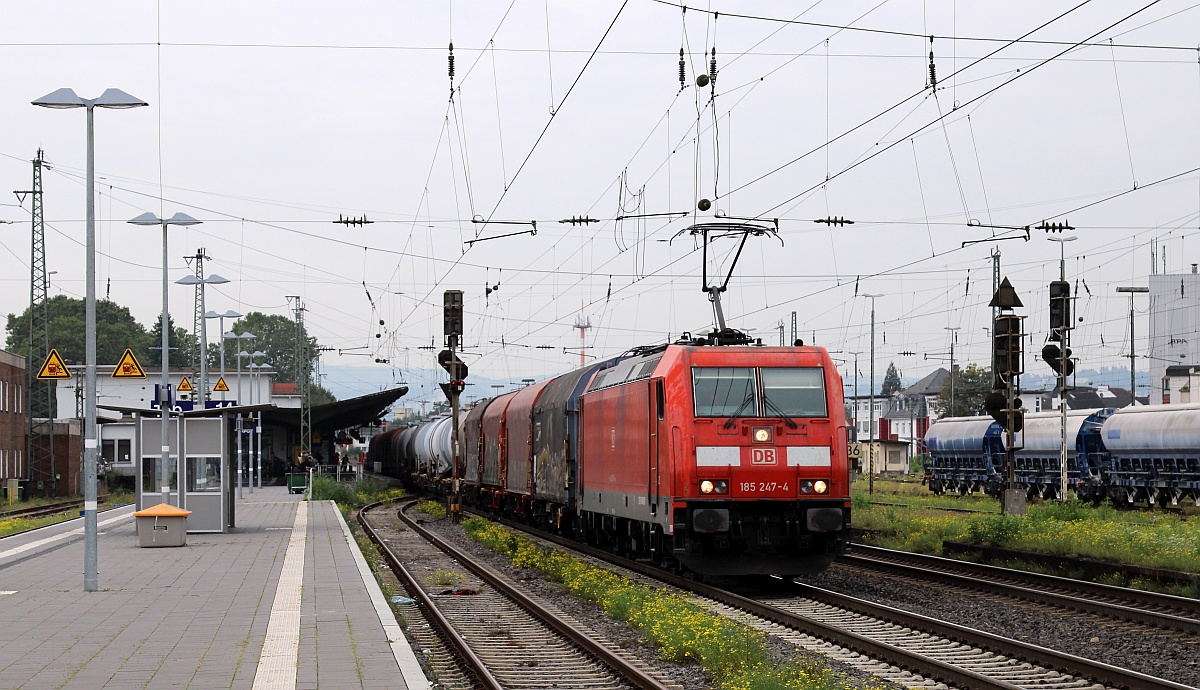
[
  {"left": 0, "top": 499, "right": 84, "bottom": 522},
  {"left": 357, "top": 500, "right": 681, "bottom": 690},
  {"left": 474, "top": 511, "right": 1195, "bottom": 690},
  {"left": 841, "top": 544, "right": 1200, "bottom": 634}
]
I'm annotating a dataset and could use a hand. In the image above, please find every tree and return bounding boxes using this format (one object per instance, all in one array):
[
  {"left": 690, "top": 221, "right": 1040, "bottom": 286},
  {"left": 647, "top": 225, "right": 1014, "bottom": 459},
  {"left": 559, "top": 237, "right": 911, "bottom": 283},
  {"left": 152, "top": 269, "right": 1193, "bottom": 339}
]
[
  {"left": 881, "top": 362, "right": 903, "bottom": 396},
  {"left": 217, "top": 311, "right": 324, "bottom": 387},
  {"left": 6, "top": 295, "right": 150, "bottom": 367},
  {"left": 932, "top": 363, "right": 993, "bottom": 417},
  {"left": 309, "top": 384, "right": 337, "bottom": 405},
  {"left": 144, "top": 314, "right": 198, "bottom": 369}
]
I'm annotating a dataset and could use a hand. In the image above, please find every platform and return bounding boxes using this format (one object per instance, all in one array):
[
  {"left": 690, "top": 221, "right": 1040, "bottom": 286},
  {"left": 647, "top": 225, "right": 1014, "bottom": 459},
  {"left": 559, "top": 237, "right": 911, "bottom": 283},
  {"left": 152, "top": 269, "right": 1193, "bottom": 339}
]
[{"left": 0, "top": 487, "right": 428, "bottom": 689}]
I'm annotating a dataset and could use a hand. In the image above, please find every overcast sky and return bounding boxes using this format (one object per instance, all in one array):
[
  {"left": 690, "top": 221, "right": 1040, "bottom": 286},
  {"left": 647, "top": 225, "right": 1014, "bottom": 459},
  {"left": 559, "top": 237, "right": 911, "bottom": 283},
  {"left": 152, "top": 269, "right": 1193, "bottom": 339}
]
[{"left": 1, "top": 1, "right": 1197, "bottom": 404}]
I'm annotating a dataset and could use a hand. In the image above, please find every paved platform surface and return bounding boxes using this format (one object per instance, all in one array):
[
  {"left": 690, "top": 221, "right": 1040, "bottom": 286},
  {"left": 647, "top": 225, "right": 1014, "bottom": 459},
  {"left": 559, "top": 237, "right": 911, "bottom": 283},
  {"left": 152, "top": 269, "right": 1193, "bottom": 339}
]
[{"left": 0, "top": 487, "right": 428, "bottom": 689}]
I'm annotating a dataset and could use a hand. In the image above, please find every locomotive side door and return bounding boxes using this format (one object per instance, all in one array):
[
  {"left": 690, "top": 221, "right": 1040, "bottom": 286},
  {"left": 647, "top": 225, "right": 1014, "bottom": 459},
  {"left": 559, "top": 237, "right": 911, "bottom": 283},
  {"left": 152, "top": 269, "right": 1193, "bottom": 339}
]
[{"left": 649, "top": 379, "right": 662, "bottom": 512}]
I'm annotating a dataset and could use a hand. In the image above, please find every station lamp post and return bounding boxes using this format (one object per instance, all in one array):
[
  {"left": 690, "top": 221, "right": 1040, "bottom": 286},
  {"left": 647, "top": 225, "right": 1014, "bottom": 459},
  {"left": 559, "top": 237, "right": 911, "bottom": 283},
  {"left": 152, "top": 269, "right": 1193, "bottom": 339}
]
[
  {"left": 1116, "top": 286, "right": 1149, "bottom": 406},
  {"left": 233, "top": 334, "right": 257, "bottom": 497},
  {"left": 205, "top": 310, "right": 242, "bottom": 400},
  {"left": 176, "top": 274, "right": 230, "bottom": 403},
  {"left": 128, "top": 212, "right": 201, "bottom": 512},
  {"left": 34, "top": 87, "right": 147, "bottom": 592},
  {"left": 258, "top": 362, "right": 273, "bottom": 488}
]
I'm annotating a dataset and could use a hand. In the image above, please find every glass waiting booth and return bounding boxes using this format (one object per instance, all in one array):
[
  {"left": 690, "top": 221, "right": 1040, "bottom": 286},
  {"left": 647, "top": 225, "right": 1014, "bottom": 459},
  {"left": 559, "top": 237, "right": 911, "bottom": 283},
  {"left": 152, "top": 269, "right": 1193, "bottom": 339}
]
[{"left": 135, "top": 413, "right": 235, "bottom": 533}]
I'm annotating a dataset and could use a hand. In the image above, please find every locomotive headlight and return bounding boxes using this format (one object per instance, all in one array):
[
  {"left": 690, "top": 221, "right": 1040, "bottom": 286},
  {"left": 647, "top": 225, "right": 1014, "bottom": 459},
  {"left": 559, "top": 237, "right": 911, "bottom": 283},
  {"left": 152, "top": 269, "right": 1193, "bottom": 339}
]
[
  {"left": 714, "top": 480, "right": 729, "bottom": 494},
  {"left": 800, "top": 480, "right": 814, "bottom": 494},
  {"left": 752, "top": 427, "right": 773, "bottom": 443},
  {"left": 700, "top": 480, "right": 715, "bottom": 494},
  {"left": 813, "top": 480, "right": 829, "bottom": 494}
]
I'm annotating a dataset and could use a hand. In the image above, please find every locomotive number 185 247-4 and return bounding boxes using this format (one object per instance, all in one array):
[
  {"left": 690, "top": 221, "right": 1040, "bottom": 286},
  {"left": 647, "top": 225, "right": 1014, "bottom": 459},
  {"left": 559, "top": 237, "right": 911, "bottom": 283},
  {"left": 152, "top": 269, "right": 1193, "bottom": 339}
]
[{"left": 739, "top": 481, "right": 788, "bottom": 493}]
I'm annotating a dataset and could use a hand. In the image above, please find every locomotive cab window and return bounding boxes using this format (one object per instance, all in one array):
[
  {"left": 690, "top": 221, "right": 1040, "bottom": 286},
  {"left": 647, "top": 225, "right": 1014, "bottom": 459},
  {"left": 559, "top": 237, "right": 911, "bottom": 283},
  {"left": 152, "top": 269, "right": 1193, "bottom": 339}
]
[
  {"left": 762, "top": 367, "right": 827, "bottom": 418},
  {"left": 693, "top": 367, "right": 757, "bottom": 417}
]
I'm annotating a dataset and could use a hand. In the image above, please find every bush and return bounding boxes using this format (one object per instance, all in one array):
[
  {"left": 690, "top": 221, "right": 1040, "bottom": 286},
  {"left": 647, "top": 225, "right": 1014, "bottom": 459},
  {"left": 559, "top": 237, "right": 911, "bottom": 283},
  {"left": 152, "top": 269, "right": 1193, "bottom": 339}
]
[
  {"left": 850, "top": 489, "right": 870, "bottom": 511},
  {"left": 1028, "top": 500, "right": 1089, "bottom": 523},
  {"left": 309, "top": 474, "right": 404, "bottom": 509},
  {"left": 965, "top": 514, "right": 1022, "bottom": 547},
  {"left": 418, "top": 499, "right": 447, "bottom": 519}
]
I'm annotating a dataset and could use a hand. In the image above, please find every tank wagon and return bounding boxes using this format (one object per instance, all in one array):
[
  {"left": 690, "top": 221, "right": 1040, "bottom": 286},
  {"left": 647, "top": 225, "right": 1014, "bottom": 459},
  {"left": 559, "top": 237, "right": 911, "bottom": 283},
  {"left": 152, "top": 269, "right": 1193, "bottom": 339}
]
[
  {"left": 923, "top": 403, "right": 1200, "bottom": 506},
  {"left": 373, "top": 342, "right": 852, "bottom": 576}
]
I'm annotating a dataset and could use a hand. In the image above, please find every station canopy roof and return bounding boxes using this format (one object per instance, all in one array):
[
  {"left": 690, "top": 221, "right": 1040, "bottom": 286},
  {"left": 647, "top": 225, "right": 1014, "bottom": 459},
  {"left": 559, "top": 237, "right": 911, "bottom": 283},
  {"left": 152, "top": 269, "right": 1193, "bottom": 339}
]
[{"left": 102, "top": 386, "right": 408, "bottom": 436}]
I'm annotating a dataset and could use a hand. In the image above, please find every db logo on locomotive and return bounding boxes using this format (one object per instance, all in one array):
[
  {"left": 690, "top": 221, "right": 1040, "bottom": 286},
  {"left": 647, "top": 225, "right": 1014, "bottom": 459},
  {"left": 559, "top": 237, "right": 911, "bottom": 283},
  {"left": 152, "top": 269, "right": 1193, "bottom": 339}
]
[{"left": 750, "top": 448, "right": 777, "bottom": 465}]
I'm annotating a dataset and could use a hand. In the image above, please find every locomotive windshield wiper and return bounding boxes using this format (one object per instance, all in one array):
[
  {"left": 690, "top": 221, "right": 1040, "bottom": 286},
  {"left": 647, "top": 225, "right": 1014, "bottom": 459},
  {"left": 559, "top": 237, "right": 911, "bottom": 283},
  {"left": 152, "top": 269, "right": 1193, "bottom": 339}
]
[
  {"left": 762, "top": 395, "right": 799, "bottom": 429},
  {"left": 722, "top": 393, "right": 757, "bottom": 429}
]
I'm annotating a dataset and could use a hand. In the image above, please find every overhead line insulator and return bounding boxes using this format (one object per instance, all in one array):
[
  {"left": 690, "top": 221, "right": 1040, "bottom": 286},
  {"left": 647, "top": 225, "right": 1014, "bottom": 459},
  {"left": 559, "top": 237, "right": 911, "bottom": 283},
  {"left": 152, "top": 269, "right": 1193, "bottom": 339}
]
[{"left": 815, "top": 216, "right": 855, "bottom": 227}]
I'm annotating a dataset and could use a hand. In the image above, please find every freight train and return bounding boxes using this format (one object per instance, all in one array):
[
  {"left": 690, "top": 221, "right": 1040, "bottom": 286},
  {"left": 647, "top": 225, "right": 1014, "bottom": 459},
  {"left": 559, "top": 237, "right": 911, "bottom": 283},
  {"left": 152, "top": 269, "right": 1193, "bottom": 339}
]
[
  {"left": 923, "top": 403, "right": 1200, "bottom": 506},
  {"left": 370, "top": 341, "right": 853, "bottom": 576}
]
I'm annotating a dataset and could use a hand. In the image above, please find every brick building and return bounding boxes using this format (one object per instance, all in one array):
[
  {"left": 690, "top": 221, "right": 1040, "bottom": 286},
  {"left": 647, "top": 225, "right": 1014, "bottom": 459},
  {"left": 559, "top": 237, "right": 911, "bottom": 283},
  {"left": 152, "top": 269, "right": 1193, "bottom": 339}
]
[{"left": 0, "top": 350, "right": 25, "bottom": 481}]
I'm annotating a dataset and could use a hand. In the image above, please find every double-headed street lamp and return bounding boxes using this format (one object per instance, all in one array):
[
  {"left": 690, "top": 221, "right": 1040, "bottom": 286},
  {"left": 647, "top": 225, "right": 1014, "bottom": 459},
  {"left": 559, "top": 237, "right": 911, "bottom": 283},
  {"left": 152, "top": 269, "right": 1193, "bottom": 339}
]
[
  {"left": 128, "top": 212, "right": 201, "bottom": 511},
  {"left": 176, "top": 274, "right": 230, "bottom": 403},
  {"left": 34, "top": 87, "right": 147, "bottom": 593},
  {"left": 205, "top": 310, "right": 242, "bottom": 399},
  {"left": 249, "top": 354, "right": 269, "bottom": 488},
  {"left": 233, "top": 335, "right": 257, "bottom": 497},
  {"left": 1116, "top": 286, "right": 1149, "bottom": 406}
]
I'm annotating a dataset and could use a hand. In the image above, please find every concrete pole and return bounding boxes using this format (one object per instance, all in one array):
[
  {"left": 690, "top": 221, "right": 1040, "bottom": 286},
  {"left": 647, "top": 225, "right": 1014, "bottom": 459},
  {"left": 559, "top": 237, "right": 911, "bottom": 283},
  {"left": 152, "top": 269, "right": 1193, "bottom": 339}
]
[
  {"left": 160, "top": 221, "right": 171, "bottom": 507},
  {"left": 83, "top": 105, "right": 99, "bottom": 591}
]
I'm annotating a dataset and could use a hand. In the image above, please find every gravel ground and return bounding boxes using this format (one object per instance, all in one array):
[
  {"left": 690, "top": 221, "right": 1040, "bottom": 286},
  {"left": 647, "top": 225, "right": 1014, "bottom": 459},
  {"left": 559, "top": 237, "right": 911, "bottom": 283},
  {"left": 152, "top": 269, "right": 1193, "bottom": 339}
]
[
  {"left": 797, "top": 560, "right": 1200, "bottom": 688},
  {"left": 412, "top": 511, "right": 907, "bottom": 690},
  {"left": 409, "top": 512, "right": 713, "bottom": 689}
]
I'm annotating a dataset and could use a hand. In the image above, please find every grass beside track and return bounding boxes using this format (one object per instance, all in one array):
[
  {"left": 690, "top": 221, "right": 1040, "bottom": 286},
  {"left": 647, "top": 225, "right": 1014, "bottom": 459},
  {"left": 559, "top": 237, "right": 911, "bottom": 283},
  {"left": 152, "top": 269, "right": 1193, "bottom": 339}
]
[
  {"left": 308, "top": 474, "right": 406, "bottom": 514},
  {"left": 456, "top": 513, "right": 885, "bottom": 690},
  {"left": 856, "top": 479, "right": 1200, "bottom": 592},
  {"left": 0, "top": 491, "right": 134, "bottom": 538}
]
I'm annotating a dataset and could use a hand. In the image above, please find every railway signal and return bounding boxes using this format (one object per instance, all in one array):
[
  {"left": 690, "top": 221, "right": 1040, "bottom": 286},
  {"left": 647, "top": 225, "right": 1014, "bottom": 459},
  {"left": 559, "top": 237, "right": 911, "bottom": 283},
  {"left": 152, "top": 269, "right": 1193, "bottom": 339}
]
[
  {"left": 988, "top": 277, "right": 1026, "bottom": 516},
  {"left": 442, "top": 289, "right": 466, "bottom": 521},
  {"left": 1048, "top": 280, "right": 1071, "bottom": 341},
  {"left": 443, "top": 289, "right": 463, "bottom": 348}
]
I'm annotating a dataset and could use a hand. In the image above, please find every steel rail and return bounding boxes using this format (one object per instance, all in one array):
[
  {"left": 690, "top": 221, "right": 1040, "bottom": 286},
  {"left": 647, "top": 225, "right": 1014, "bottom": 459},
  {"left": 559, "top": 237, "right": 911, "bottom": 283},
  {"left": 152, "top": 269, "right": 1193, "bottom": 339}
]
[
  {"left": 358, "top": 499, "right": 504, "bottom": 690},
  {"left": 478, "top": 511, "right": 1194, "bottom": 690},
  {"left": 397, "top": 503, "right": 675, "bottom": 690},
  {"left": 844, "top": 545, "right": 1200, "bottom": 633},
  {"left": 0, "top": 499, "right": 84, "bottom": 520}
]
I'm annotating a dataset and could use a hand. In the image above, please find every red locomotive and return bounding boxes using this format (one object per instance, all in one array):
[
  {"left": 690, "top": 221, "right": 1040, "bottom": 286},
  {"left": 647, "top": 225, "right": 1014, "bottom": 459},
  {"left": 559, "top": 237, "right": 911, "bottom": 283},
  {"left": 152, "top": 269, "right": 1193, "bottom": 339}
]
[
  {"left": 373, "top": 341, "right": 851, "bottom": 576},
  {"left": 371, "top": 222, "right": 851, "bottom": 575}
]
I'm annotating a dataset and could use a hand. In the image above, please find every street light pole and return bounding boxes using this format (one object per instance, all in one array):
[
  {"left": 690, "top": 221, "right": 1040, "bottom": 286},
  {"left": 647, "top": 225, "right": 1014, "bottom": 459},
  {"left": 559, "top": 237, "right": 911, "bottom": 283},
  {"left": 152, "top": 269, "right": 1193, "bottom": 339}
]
[
  {"left": 34, "top": 87, "right": 147, "bottom": 593},
  {"left": 234, "top": 334, "right": 256, "bottom": 497},
  {"left": 255, "top": 361, "right": 271, "bottom": 488},
  {"left": 206, "top": 310, "right": 242, "bottom": 400},
  {"left": 1116, "top": 286, "right": 1149, "bottom": 406},
  {"left": 176, "top": 273, "right": 230, "bottom": 404},
  {"left": 129, "top": 212, "right": 201, "bottom": 510},
  {"left": 862, "top": 294, "right": 882, "bottom": 493}
]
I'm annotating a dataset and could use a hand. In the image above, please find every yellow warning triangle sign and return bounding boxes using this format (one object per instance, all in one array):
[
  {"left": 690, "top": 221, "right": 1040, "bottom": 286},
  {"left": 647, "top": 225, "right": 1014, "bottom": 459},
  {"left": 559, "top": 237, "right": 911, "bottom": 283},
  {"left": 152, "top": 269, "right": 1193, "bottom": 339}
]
[
  {"left": 213, "top": 377, "right": 230, "bottom": 392},
  {"left": 111, "top": 348, "right": 147, "bottom": 379},
  {"left": 37, "top": 349, "right": 72, "bottom": 380},
  {"left": 176, "top": 376, "right": 194, "bottom": 392}
]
